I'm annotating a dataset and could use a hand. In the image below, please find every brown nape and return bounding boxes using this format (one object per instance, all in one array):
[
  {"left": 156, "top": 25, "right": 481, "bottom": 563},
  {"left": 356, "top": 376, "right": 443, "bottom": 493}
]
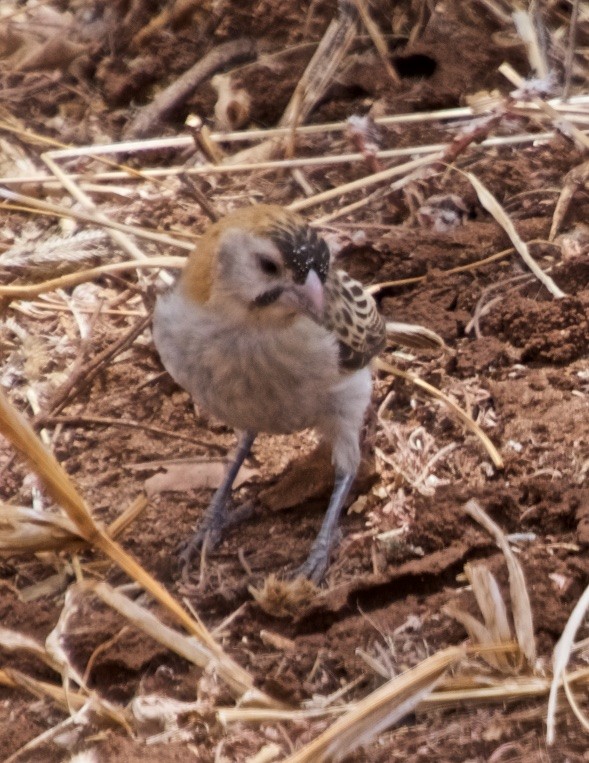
[{"left": 179, "top": 224, "right": 219, "bottom": 304}]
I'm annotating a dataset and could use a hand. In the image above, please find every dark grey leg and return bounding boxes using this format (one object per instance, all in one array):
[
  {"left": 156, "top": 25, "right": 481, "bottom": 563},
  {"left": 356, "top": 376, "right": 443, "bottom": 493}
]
[
  {"left": 295, "top": 469, "right": 355, "bottom": 584},
  {"left": 180, "top": 430, "right": 256, "bottom": 572}
]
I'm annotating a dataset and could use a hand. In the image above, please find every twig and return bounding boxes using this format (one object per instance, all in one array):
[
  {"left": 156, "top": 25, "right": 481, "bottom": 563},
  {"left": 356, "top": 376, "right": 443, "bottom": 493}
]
[
  {"left": 38, "top": 315, "right": 152, "bottom": 419},
  {"left": 38, "top": 414, "right": 223, "bottom": 450},
  {"left": 125, "top": 38, "right": 258, "bottom": 139},
  {"left": 179, "top": 173, "right": 219, "bottom": 222}
]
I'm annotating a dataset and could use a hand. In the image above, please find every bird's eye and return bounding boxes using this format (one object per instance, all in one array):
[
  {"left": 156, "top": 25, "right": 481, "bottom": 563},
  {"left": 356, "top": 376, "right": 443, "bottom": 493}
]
[{"left": 258, "top": 255, "right": 280, "bottom": 277}]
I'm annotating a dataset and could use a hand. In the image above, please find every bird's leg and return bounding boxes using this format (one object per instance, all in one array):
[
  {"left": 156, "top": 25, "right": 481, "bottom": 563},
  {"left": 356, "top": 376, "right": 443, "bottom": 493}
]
[
  {"left": 180, "top": 430, "right": 256, "bottom": 571},
  {"left": 295, "top": 469, "right": 355, "bottom": 584}
]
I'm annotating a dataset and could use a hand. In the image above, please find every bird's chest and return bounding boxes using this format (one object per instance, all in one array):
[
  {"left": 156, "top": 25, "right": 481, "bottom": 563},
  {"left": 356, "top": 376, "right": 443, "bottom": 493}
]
[{"left": 153, "top": 293, "right": 341, "bottom": 433}]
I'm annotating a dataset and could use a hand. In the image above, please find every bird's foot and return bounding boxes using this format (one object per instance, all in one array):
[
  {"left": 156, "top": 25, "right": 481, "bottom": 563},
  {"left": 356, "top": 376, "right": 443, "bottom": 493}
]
[
  {"left": 291, "top": 536, "right": 335, "bottom": 585},
  {"left": 178, "top": 501, "right": 255, "bottom": 577},
  {"left": 178, "top": 506, "right": 228, "bottom": 576}
]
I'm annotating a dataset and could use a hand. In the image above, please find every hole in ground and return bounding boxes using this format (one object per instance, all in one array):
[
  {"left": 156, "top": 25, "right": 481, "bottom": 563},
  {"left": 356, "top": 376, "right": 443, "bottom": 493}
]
[{"left": 393, "top": 53, "right": 438, "bottom": 78}]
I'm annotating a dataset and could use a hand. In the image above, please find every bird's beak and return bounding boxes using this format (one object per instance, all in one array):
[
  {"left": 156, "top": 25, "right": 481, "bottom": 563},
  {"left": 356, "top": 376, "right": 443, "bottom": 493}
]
[{"left": 279, "top": 268, "right": 324, "bottom": 321}]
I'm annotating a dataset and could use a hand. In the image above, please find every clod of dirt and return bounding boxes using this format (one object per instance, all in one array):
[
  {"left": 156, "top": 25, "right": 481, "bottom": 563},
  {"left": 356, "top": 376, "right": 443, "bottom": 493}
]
[{"left": 483, "top": 295, "right": 589, "bottom": 364}]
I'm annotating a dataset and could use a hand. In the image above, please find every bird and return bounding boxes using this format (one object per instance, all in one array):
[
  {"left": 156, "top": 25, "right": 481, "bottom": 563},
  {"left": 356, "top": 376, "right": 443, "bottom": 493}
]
[{"left": 152, "top": 204, "right": 435, "bottom": 582}]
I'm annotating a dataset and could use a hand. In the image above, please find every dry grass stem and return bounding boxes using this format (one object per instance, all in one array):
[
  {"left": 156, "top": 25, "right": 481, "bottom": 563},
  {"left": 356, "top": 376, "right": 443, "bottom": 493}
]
[
  {"left": 218, "top": 707, "right": 343, "bottom": 725},
  {"left": 376, "top": 359, "right": 504, "bottom": 469},
  {"left": 220, "top": 662, "right": 589, "bottom": 728},
  {"left": 424, "top": 667, "right": 589, "bottom": 706},
  {"left": 499, "top": 63, "right": 589, "bottom": 151},
  {"left": 0, "top": 503, "right": 82, "bottom": 553},
  {"left": 549, "top": 159, "right": 589, "bottom": 240},
  {"left": 353, "top": 0, "right": 400, "bottom": 85},
  {"left": 547, "top": 581, "right": 589, "bottom": 744},
  {"left": 512, "top": 10, "right": 549, "bottom": 78},
  {"left": 0, "top": 666, "right": 131, "bottom": 730},
  {"left": 445, "top": 562, "right": 519, "bottom": 673},
  {"left": 2, "top": 128, "right": 585, "bottom": 190},
  {"left": 0, "top": 626, "right": 62, "bottom": 673},
  {"left": 85, "top": 580, "right": 262, "bottom": 695},
  {"left": 465, "top": 170, "right": 566, "bottom": 298},
  {"left": 369, "top": 247, "right": 518, "bottom": 294},
  {"left": 563, "top": 0, "right": 581, "bottom": 99},
  {"left": 42, "top": 153, "right": 150, "bottom": 264},
  {"left": 0, "top": 187, "right": 193, "bottom": 250},
  {"left": 0, "top": 390, "right": 276, "bottom": 705},
  {"left": 229, "top": 1, "right": 358, "bottom": 166},
  {"left": 466, "top": 563, "right": 512, "bottom": 645},
  {"left": 443, "top": 605, "right": 512, "bottom": 672},
  {"left": 0, "top": 257, "right": 186, "bottom": 300},
  {"left": 289, "top": 153, "right": 441, "bottom": 213},
  {"left": 464, "top": 500, "right": 536, "bottom": 666},
  {"left": 245, "top": 744, "right": 282, "bottom": 763},
  {"left": 384, "top": 322, "right": 446, "bottom": 351},
  {"left": 3, "top": 95, "right": 585, "bottom": 159},
  {"left": 42, "top": 414, "right": 211, "bottom": 449},
  {"left": 104, "top": 493, "right": 149, "bottom": 539},
  {"left": 281, "top": 646, "right": 463, "bottom": 762}
]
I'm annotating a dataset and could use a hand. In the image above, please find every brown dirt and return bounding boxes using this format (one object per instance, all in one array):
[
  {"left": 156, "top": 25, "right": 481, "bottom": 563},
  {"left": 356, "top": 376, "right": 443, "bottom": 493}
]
[{"left": 1, "top": 1, "right": 589, "bottom": 761}]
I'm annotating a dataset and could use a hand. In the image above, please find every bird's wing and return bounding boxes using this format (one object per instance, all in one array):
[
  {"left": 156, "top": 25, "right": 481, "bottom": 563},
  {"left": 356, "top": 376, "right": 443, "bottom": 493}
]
[
  {"left": 323, "top": 269, "right": 387, "bottom": 371},
  {"left": 385, "top": 321, "right": 446, "bottom": 351}
]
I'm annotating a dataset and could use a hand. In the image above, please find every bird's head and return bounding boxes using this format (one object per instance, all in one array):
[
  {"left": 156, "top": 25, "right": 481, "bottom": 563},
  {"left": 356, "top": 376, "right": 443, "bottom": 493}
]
[{"left": 180, "top": 205, "right": 330, "bottom": 325}]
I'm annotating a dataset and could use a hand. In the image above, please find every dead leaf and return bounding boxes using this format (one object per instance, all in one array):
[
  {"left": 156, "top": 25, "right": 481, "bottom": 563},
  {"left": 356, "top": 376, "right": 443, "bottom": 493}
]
[{"left": 145, "top": 460, "right": 258, "bottom": 497}]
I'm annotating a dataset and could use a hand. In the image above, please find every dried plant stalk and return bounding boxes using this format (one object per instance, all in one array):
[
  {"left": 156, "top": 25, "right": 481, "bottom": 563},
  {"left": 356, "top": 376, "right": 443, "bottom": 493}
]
[
  {"left": 0, "top": 257, "right": 185, "bottom": 301},
  {"left": 466, "top": 171, "right": 566, "bottom": 299},
  {"left": 86, "top": 579, "right": 273, "bottom": 704},
  {"left": 499, "top": 63, "right": 589, "bottom": 151},
  {"left": 289, "top": 153, "right": 440, "bottom": 212},
  {"left": 353, "top": 0, "right": 400, "bottom": 84},
  {"left": 0, "top": 390, "right": 276, "bottom": 705},
  {"left": 0, "top": 187, "right": 192, "bottom": 250},
  {"left": 464, "top": 500, "right": 536, "bottom": 666},
  {"left": 0, "top": 667, "right": 130, "bottom": 729},
  {"left": 282, "top": 646, "right": 463, "bottom": 762},
  {"left": 549, "top": 159, "right": 589, "bottom": 240},
  {"left": 227, "top": 0, "right": 358, "bottom": 166},
  {"left": 547, "top": 581, "right": 589, "bottom": 744},
  {"left": 512, "top": 10, "right": 548, "bottom": 78}
]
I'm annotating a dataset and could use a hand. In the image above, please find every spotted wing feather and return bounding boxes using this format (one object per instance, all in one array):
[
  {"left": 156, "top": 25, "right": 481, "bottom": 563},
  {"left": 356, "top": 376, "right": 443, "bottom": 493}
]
[{"left": 323, "top": 269, "right": 386, "bottom": 371}]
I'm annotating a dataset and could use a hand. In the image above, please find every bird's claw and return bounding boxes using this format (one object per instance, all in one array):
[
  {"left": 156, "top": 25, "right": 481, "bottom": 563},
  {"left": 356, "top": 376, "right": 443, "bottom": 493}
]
[
  {"left": 291, "top": 541, "right": 332, "bottom": 585},
  {"left": 178, "top": 501, "right": 256, "bottom": 578},
  {"left": 177, "top": 505, "right": 228, "bottom": 577}
]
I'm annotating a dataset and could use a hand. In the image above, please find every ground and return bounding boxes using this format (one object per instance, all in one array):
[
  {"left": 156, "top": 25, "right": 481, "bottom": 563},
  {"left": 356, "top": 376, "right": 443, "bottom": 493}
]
[{"left": 1, "top": 1, "right": 589, "bottom": 761}]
